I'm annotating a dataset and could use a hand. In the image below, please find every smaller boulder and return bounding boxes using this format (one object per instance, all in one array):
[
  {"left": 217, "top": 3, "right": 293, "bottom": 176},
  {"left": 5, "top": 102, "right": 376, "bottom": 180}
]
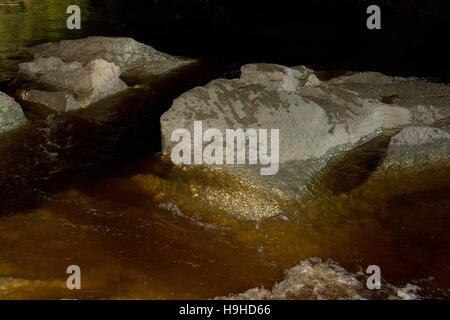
[
  {"left": 18, "top": 57, "right": 128, "bottom": 111},
  {"left": 27, "top": 36, "right": 197, "bottom": 79},
  {"left": 0, "top": 91, "right": 27, "bottom": 134}
]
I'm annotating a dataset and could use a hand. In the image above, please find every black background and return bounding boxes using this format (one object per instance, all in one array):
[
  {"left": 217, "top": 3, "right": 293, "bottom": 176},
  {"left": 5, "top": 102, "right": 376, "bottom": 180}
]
[
  {"left": 87, "top": 0, "right": 450, "bottom": 81},
  {"left": 0, "top": 300, "right": 447, "bottom": 317}
]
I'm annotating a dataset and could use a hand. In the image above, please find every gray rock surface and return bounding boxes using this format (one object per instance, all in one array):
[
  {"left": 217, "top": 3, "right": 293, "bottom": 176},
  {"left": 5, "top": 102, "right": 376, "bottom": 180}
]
[
  {"left": 18, "top": 56, "right": 82, "bottom": 77},
  {"left": 16, "top": 37, "right": 198, "bottom": 113},
  {"left": 0, "top": 91, "right": 27, "bottom": 134},
  {"left": 161, "top": 63, "right": 450, "bottom": 205},
  {"left": 19, "top": 57, "right": 127, "bottom": 111},
  {"left": 162, "top": 64, "right": 412, "bottom": 163},
  {"left": 27, "top": 36, "right": 196, "bottom": 79},
  {"left": 384, "top": 126, "right": 450, "bottom": 164},
  {"left": 327, "top": 72, "right": 450, "bottom": 126}
]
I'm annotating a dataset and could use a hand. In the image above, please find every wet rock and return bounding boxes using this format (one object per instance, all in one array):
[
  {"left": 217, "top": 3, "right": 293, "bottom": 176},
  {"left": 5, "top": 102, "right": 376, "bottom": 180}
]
[
  {"left": 132, "top": 162, "right": 283, "bottom": 220},
  {"left": 161, "top": 63, "right": 425, "bottom": 202},
  {"left": 27, "top": 36, "right": 197, "bottom": 79},
  {"left": 15, "top": 37, "right": 198, "bottom": 113},
  {"left": 384, "top": 126, "right": 450, "bottom": 165},
  {"left": 18, "top": 57, "right": 127, "bottom": 111},
  {"left": 0, "top": 91, "right": 27, "bottom": 134},
  {"left": 162, "top": 64, "right": 412, "bottom": 162},
  {"left": 321, "top": 72, "right": 450, "bottom": 190},
  {"left": 18, "top": 56, "right": 82, "bottom": 78},
  {"left": 22, "top": 90, "right": 82, "bottom": 113},
  {"left": 327, "top": 71, "right": 450, "bottom": 126},
  {"left": 239, "top": 64, "right": 320, "bottom": 91}
]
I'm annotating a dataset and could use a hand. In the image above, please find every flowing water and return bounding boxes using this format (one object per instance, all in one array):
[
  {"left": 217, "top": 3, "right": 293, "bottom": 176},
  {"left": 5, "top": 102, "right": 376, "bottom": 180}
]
[{"left": 0, "top": 0, "right": 449, "bottom": 300}]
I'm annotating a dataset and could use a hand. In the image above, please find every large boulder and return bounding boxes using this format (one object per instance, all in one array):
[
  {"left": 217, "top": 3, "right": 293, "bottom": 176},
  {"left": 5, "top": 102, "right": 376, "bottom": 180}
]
[
  {"left": 0, "top": 91, "right": 27, "bottom": 134},
  {"left": 18, "top": 57, "right": 127, "bottom": 111},
  {"left": 162, "top": 64, "right": 412, "bottom": 164},
  {"left": 26, "top": 36, "right": 196, "bottom": 79},
  {"left": 160, "top": 63, "right": 450, "bottom": 209}
]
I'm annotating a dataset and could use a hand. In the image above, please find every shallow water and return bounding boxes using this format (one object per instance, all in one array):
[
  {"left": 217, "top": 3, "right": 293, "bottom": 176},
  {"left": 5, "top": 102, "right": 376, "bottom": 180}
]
[
  {"left": 0, "top": 141, "right": 449, "bottom": 299},
  {"left": 0, "top": 0, "right": 449, "bottom": 300}
]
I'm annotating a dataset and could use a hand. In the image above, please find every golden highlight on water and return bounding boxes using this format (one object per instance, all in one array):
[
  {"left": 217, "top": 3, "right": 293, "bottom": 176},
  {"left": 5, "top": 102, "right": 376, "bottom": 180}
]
[{"left": 0, "top": 152, "right": 448, "bottom": 299}]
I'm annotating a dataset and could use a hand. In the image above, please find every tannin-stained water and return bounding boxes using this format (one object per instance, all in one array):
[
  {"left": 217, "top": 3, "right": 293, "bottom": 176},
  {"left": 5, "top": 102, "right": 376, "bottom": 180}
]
[
  {"left": 0, "top": 0, "right": 449, "bottom": 300},
  {"left": 0, "top": 147, "right": 449, "bottom": 299}
]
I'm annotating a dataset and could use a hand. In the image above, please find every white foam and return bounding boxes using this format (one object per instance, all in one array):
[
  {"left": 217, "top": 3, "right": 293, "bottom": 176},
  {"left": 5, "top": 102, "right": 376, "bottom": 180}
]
[{"left": 216, "top": 258, "right": 424, "bottom": 300}]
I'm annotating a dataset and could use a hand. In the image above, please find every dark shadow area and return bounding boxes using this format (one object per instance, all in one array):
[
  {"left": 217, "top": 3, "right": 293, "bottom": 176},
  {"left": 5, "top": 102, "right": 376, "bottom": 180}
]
[
  {"left": 313, "top": 135, "right": 392, "bottom": 195},
  {"left": 89, "top": 0, "right": 450, "bottom": 82}
]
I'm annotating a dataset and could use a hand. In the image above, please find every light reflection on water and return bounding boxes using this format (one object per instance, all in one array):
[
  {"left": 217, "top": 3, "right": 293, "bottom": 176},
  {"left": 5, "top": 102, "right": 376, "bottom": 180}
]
[{"left": 0, "top": 151, "right": 449, "bottom": 299}]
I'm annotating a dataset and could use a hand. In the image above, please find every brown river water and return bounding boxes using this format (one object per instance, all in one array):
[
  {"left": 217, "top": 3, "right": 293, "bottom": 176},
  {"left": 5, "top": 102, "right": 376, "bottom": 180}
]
[{"left": 0, "top": 0, "right": 449, "bottom": 300}]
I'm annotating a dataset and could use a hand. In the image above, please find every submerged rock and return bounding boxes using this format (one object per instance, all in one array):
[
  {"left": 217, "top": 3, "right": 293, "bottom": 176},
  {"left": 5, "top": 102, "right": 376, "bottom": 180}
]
[
  {"left": 21, "top": 90, "right": 82, "bottom": 113},
  {"left": 18, "top": 57, "right": 127, "bottom": 111},
  {"left": 160, "top": 63, "right": 450, "bottom": 209},
  {"left": 26, "top": 36, "right": 197, "bottom": 79},
  {"left": 0, "top": 91, "right": 27, "bottom": 134},
  {"left": 131, "top": 160, "right": 283, "bottom": 220}
]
